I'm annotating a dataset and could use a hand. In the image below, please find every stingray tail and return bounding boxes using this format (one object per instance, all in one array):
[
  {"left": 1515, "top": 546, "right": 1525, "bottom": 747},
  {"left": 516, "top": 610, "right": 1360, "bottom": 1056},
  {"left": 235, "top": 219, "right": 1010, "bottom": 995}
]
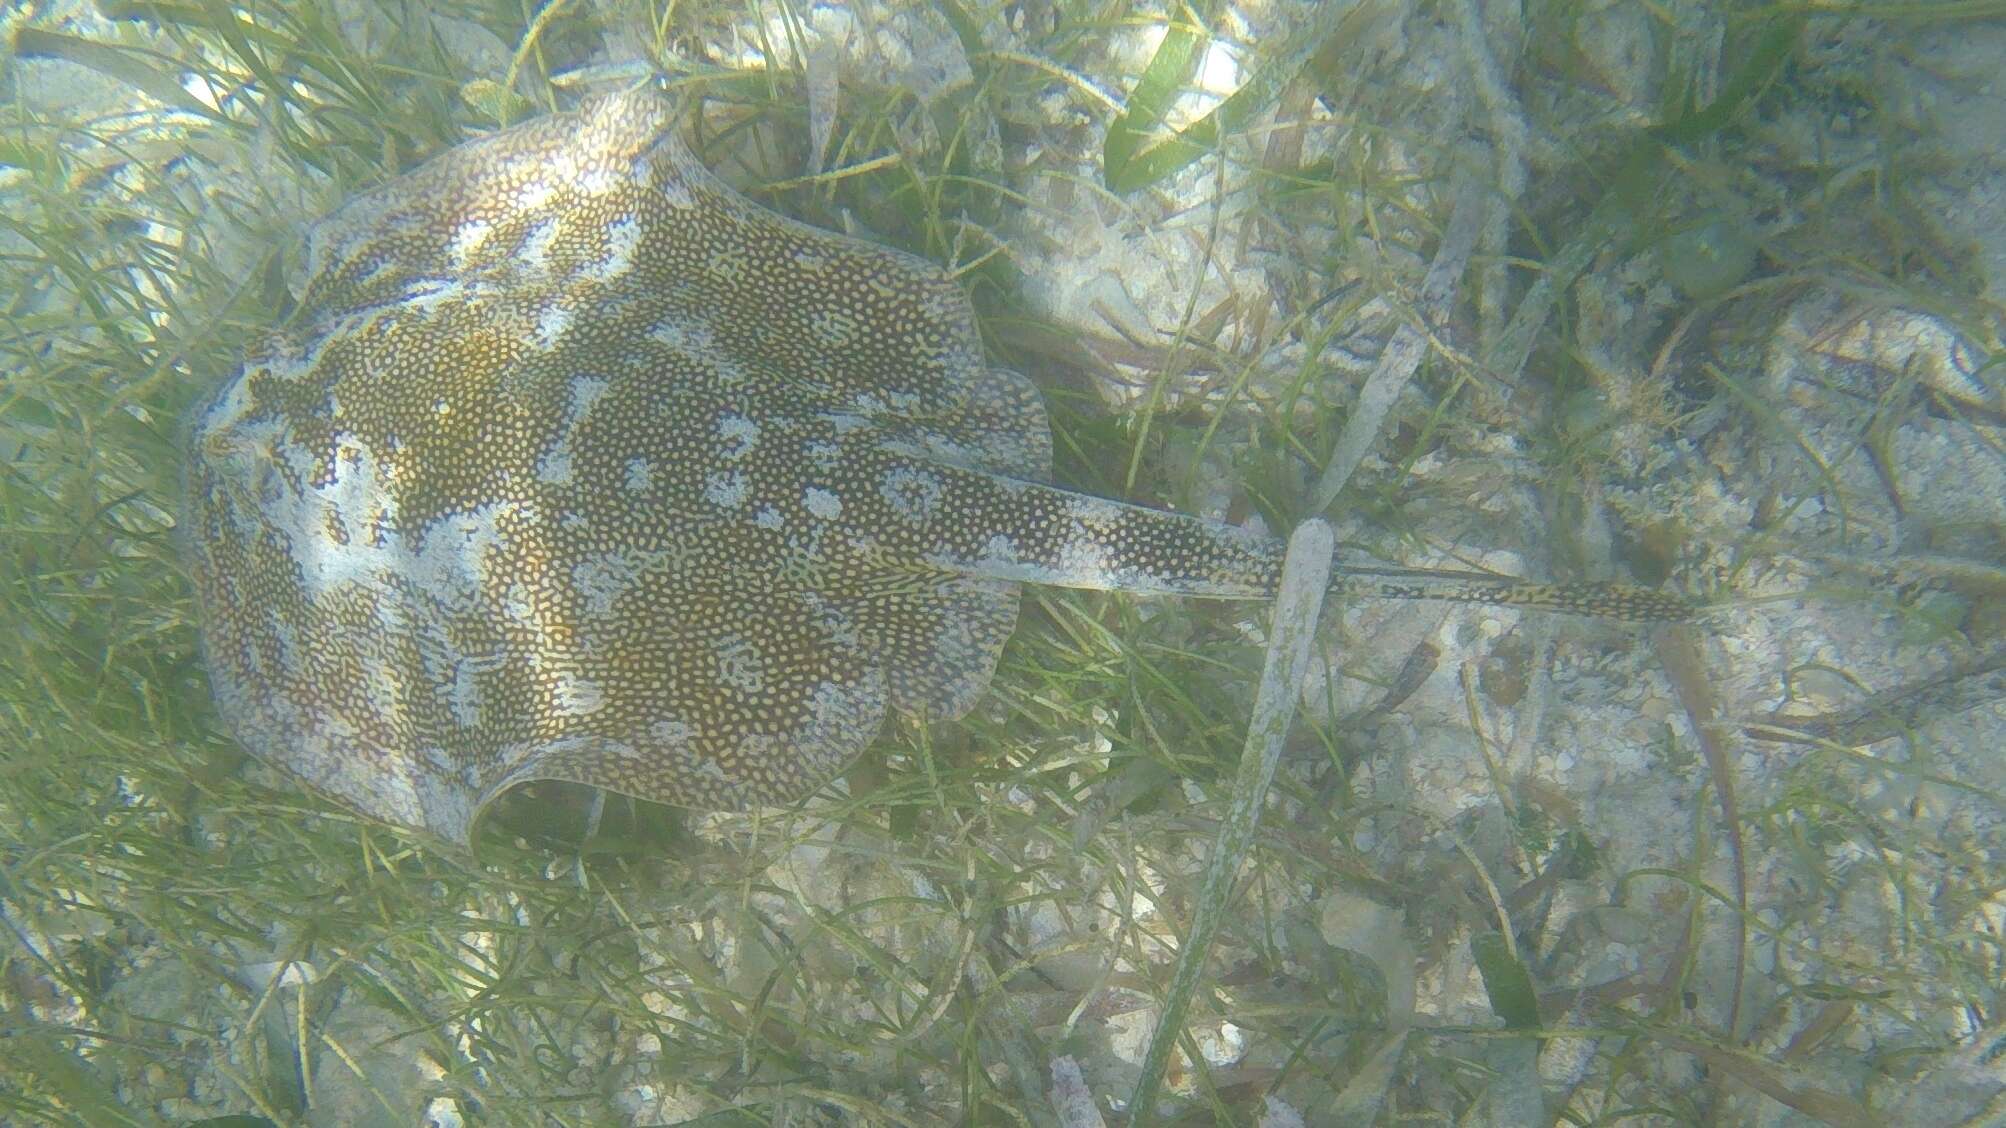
[
  {"left": 909, "top": 461, "right": 1691, "bottom": 621},
  {"left": 1323, "top": 566, "right": 1695, "bottom": 622}
]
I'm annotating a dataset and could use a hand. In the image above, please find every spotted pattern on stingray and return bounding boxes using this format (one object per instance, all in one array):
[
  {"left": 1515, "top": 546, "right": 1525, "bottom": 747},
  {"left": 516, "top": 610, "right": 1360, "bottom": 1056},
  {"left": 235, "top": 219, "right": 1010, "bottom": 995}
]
[
  {"left": 183, "top": 88, "right": 1689, "bottom": 845},
  {"left": 181, "top": 88, "right": 1298, "bottom": 843}
]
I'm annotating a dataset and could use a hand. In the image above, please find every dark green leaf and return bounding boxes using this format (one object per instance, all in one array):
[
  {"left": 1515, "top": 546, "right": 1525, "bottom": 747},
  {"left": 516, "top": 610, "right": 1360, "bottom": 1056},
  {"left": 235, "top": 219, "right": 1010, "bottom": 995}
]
[
  {"left": 1651, "top": 18, "right": 1802, "bottom": 144},
  {"left": 1103, "top": 3, "right": 1392, "bottom": 194},
  {"left": 1103, "top": 5, "right": 1206, "bottom": 191},
  {"left": 1472, "top": 932, "right": 1541, "bottom": 1029}
]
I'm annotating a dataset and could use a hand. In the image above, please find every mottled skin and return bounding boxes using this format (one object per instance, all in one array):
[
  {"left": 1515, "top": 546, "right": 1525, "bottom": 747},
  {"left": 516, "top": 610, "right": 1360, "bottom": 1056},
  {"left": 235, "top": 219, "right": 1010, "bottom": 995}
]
[{"left": 183, "top": 89, "right": 1687, "bottom": 844}]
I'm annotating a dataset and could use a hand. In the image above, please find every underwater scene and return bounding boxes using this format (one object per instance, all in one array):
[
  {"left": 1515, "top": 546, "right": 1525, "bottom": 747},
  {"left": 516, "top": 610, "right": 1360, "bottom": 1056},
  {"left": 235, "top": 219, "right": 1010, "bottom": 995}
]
[{"left": 2, "top": 0, "right": 2003, "bottom": 1123}]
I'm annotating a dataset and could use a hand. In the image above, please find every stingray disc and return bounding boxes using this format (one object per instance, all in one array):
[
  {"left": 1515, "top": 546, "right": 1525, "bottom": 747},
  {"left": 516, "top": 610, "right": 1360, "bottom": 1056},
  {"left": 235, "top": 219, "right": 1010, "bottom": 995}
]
[{"left": 182, "top": 88, "right": 1061, "bottom": 842}]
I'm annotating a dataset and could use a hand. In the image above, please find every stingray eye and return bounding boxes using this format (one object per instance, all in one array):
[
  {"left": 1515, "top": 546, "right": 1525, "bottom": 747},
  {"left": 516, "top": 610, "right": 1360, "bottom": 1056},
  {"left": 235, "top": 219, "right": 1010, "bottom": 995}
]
[{"left": 254, "top": 457, "right": 283, "bottom": 505}]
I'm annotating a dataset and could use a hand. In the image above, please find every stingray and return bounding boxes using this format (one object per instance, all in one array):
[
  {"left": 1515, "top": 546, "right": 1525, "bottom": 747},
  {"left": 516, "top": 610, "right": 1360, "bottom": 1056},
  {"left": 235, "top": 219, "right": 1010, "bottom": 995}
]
[{"left": 182, "top": 88, "right": 1688, "bottom": 845}]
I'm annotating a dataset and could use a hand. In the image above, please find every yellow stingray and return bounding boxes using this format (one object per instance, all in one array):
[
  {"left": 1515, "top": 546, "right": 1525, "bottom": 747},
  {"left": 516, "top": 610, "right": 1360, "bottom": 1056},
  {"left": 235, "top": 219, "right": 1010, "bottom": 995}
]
[{"left": 182, "top": 89, "right": 1686, "bottom": 844}]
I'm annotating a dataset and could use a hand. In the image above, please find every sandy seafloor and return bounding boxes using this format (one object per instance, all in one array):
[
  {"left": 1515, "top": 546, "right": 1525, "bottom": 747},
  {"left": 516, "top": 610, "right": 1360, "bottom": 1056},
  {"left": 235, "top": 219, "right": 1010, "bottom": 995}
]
[{"left": 2, "top": 0, "right": 2003, "bottom": 1123}]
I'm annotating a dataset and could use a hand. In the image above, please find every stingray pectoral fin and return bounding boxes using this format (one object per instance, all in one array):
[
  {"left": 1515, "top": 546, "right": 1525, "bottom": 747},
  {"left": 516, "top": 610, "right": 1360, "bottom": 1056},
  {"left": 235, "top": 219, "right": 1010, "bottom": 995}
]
[
  {"left": 484, "top": 578, "right": 900, "bottom": 820},
  {"left": 301, "top": 90, "right": 682, "bottom": 312},
  {"left": 890, "top": 366, "right": 1053, "bottom": 483},
  {"left": 815, "top": 574, "right": 1022, "bottom": 724}
]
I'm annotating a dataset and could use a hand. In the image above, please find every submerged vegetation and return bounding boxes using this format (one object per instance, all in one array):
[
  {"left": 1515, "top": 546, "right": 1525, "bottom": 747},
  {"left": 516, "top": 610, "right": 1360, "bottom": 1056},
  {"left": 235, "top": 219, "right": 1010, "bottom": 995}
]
[{"left": 2, "top": 0, "right": 2002, "bottom": 1123}]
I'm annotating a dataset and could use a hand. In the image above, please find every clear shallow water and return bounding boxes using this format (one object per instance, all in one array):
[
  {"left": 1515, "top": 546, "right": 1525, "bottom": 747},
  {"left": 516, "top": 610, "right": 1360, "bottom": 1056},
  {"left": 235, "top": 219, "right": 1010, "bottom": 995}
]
[{"left": 2, "top": 2, "right": 2002, "bottom": 1123}]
